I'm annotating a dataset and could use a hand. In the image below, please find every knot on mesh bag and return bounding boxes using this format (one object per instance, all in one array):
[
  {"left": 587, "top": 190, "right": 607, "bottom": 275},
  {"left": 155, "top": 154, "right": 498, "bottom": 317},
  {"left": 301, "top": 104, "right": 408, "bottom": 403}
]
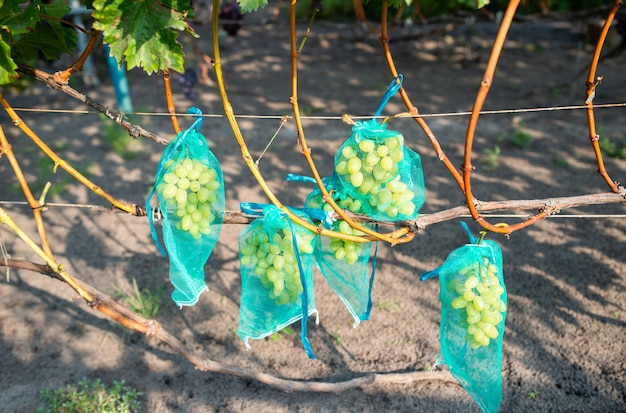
[
  {"left": 420, "top": 223, "right": 507, "bottom": 413},
  {"left": 333, "top": 75, "right": 426, "bottom": 222},
  {"left": 146, "top": 107, "right": 225, "bottom": 307},
  {"left": 237, "top": 203, "right": 319, "bottom": 359}
]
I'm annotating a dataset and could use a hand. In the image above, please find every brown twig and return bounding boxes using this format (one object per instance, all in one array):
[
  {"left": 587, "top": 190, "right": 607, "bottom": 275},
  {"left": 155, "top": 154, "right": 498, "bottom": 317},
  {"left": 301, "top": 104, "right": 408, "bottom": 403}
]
[
  {"left": 163, "top": 69, "right": 181, "bottom": 134},
  {"left": 0, "top": 126, "right": 54, "bottom": 258},
  {"left": 16, "top": 64, "right": 169, "bottom": 146},
  {"left": 0, "top": 92, "right": 144, "bottom": 216},
  {"left": 55, "top": 30, "right": 102, "bottom": 83},
  {"left": 379, "top": 1, "right": 465, "bottom": 192},
  {"left": 460, "top": 0, "right": 550, "bottom": 236},
  {"left": 584, "top": 0, "right": 623, "bottom": 193}
]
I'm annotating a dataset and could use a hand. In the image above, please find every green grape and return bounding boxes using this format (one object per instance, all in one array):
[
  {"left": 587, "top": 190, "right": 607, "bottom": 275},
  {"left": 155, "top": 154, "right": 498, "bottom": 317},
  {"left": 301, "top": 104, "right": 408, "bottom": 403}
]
[
  {"left": 380, "top": 156, "right": 394, "bottom": 172},
  {"left": 376, "top": 144, "right": 388, "bottom": 157},
  {"left": 350, "top": 172, "right": 364, "bottom": 187},
  {"left": 162, "top": 183, "right": 178, "bottom": 199},
  {"left": 358, "top": 139, "right": 375, "bottom": 153},
  {"left": 447, "top": 259, "right": 505, "bottom": 349},
  {"left": 240, "top": 226, "right": 315, "bottom": 305},
  {"left": 342, "top": 145, "right": 357, "bottom": 159},
  {"left": 347, "top": 157, "right": 362, "bottom": 174},
  {"left": 157, "top": 157, "right": 221, "bottom": 239}
]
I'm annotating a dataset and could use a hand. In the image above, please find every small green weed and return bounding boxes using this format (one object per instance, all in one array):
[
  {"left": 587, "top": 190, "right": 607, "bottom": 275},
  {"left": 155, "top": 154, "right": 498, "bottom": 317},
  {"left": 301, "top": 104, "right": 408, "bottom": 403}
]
[
  {"left": 527, "top": 390, "right": 539, "bottom": 400},
  {"left": 100, "top": 115, "right": 142, "bottom": 160},
  {"left": 553, "top": 155, "right": 570, "bottom": 168},
  {"left": 332, "top": 327, "right": 341, "bottom": 346},
  {"left": 37, "top": 378, "right": 141, "bottom": 413},
  {"left": 270, "top": 326, "right": 294, "bottom": 342},
  {"left": 599, "top": 137, "right": 626, "bottom": 159},
  {"left": 481, "top": 145, "right": 501, "bottom": 171},
  {"left": 115, "top": 278, "right": 163, "bottom": 319},
  {"left": 376, "top": 300, "right": 401, "bottom": 313},
  {"left": 509, "top": 124, "right": 533, "bottom": 149}
]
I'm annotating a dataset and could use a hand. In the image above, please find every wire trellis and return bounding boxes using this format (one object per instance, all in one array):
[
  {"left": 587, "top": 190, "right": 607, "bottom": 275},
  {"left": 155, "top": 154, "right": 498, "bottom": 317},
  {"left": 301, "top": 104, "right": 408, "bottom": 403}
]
[{"left": 8, "top": 101, "right": 626, "bottom": 120}]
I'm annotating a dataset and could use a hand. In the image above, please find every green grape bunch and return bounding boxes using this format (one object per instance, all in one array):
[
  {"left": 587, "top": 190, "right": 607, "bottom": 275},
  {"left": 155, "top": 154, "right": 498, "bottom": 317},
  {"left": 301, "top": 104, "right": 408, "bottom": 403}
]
[
  {"left": 240, "top": 228, "right": 316, "bottom": 305},
  {"left": 335, "top": 135, "right": 417, "bottom": 218},
  {"left": 306, "top": 191, "right": 367, "bottom": 265},
  {"left": 448, "top": 258, "right": 506, "bottom": 349},
  {"left": 157, "top": 158, "right": 221, "bottom": 239}
]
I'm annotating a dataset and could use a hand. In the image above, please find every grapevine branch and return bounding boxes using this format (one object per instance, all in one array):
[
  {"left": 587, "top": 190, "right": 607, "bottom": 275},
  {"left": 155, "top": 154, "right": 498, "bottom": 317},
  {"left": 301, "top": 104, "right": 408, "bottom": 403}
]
[
  {"left": 0, "top": 92, "right": 144, "bottom": 216},
  {"left": 55, "top": 29, "right": 103, "bottom": 84},
  {"left": 461, "top": 0, "right": 536, "bottom": 235},
  {"left": 209, "top": 0, "right": 406, "bottom": 245},
  {"left": 0, "top": 126, "right": 54, "bottom": 258},
  {"left": 379, "top": 0, "right": 465, "bottom": 192},
  {"left": 15, "top": 64, "right": 169, "bottom": 146},
  {"left": 0, "top": 207, "right": 458, "bottom": 392},
  {"left": 3, "top": 190, "right": 623, "bottom": 230},
  {"left": 288, "top": 0, "right": 414, "bottom": 245},
  {"left": 585, "top": 0, "right": 623, "bottom": 193},
  {"left": 163, "top": 68, "right": 182, "bottom": 134}
]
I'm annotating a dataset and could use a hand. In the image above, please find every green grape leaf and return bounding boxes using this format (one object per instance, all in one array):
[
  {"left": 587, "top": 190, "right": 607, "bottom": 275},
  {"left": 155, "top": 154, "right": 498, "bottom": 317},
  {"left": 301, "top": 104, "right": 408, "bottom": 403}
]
[
  {"left": 0, "top": 36, "right": 19, "bottom": 85},
  {"left": 236, "top": 0, "right": 268, "bottom": 13},
  {"left": 13, "top": 18, "right": 76, "bottom": 62},
  {"left": 457, "top": 0, "right": 490, "bottom": 9},
  {"left": 0, "top": 0, "right": 39, "bottom": 35},
  {"left": 0, "top": 1, "right": 76, "bottom": 85},
  {"left": 93, "top": 0, "right": 195, "bottom": 74}
]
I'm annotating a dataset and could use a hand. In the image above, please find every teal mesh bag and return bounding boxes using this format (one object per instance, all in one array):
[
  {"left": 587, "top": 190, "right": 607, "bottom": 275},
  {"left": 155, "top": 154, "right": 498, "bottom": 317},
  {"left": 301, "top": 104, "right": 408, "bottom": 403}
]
[
  {"left": 420, "top": 223, "right": 507, "bottom": 413},
  {"left": 301, "top": 175, "right": 377, "bottom": 326},
  {"left": 147, "top": 107, "right": 225, "bottom": 307},
  {"left": 237, "top": 203, "right": 318, "bottom": 359},
  {"left": 333, "top": 75, "right": 425, "bottom": 222}
]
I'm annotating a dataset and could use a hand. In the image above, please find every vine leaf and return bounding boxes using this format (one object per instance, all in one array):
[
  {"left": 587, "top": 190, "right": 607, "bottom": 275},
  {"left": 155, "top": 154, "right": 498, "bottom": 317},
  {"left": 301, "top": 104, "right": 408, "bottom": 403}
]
[
  {"left": 0, "top": 0, "right": 76, "bottom": 85},
  {"left": 0, "top": 38, "right": 18, "bottom": 84},
  {"left": 236, "top": 0, "right": 268, "bottom": 13},
  {"left": 457, "top": 0, "right": 490, "bottom": 9},
  {"left": 92, "top": 0, "right": 195, "bottom": 74}
]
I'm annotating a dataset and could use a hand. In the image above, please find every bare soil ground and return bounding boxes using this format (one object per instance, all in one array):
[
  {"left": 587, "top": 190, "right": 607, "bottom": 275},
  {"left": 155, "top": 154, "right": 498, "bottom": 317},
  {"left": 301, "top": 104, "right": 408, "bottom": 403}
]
[{"left": 1, "top": 8, "right": 625, "bottom": 413}]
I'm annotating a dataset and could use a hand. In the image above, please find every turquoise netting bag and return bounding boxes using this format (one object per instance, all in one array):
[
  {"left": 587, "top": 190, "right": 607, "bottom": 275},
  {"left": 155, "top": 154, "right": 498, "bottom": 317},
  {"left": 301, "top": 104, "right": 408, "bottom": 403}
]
[
  {"left": 302, "top": 175, "right": 377, "bottom": 326},
  {"left": 237, "top": 204, "right": 318, "bottom": 359},
  {"left": 421, "top": 224, "right": 507, "bottom": 413},
  {"left": 333, "top": 75, "right": 426, "bottom": 222},
  {"left": 147, "top": 107, "right": 225, "bottom": 307}
]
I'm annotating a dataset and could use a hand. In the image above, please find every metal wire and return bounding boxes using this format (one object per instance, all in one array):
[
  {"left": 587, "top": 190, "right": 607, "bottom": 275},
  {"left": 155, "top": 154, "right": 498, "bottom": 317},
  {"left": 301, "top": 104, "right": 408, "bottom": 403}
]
[{"left": 8, "top": 102, "right": 626, "bottom": 120}]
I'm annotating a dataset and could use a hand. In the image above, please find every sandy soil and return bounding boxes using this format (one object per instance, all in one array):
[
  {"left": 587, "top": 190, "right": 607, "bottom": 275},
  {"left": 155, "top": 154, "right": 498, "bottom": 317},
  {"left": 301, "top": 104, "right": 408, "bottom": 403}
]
[{"left": 1, "top": 8, "right": 625, "bottom": 413}]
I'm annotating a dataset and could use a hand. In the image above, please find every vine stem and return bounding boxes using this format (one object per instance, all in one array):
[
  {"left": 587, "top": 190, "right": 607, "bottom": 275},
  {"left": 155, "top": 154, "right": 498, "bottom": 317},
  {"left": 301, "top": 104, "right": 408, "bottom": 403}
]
[
  {"left": 2, "top": 190, "right": 624, "bottom": 227},
  {"left": 16, "top": 64, "right": 168, "bottom": 146},
  {"left": 0, "top": 92, "right": 141, "bottom": 215},
  {"left": 55, "top": 30, "right": 102, "bottom": 83},
  {"left": 585, "top": 0, "right": 623, "bottom": 192},
  {"left": 289, "top": 0, "right": 414, "bottom": 245},
  {"left": 163, "top": 69, "right": 181, "bottom": 134},
  {"left": 0, "top": 207, "right": 93, "bottom": 302},
  {"left": 0, "top": 256, "right": 458, "bottom": 391},
  {"left": 460, "top": 0, "right": 551, "bottom": 235},
  {"left": 0, "top": 126, "right": 54, "bottom": 258},
  {"left": 379, "top": 0, "right": 465, "bottom": 192},
  {"left": 210, "top": 0, "right": 400, "bottom": 244}
]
